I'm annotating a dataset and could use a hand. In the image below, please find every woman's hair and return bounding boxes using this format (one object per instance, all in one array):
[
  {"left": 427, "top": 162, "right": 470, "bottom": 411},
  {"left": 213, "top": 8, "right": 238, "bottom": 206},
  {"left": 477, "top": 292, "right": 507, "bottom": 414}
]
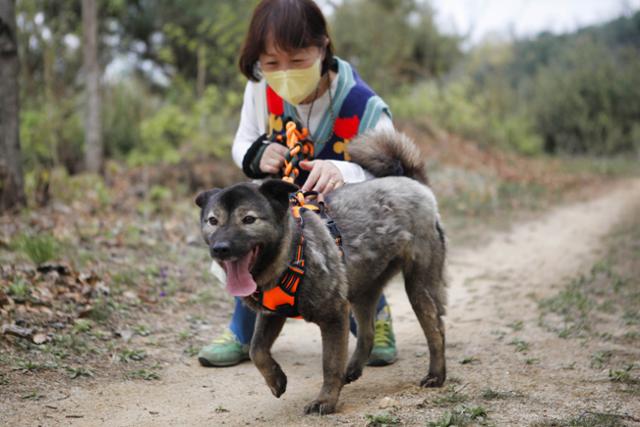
[{"left": 239, "top": 0, "right": 335, "bottom": 81}]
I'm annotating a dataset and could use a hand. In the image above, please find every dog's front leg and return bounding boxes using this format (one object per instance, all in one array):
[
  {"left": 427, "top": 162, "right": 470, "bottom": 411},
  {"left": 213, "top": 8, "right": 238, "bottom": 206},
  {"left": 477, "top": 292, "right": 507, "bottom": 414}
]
[
  {"left": 304, "top": 300, "right": 349, "bottom": 415},
  {"left": 250, "top": 312, "right": 287, "bottom": 398}
]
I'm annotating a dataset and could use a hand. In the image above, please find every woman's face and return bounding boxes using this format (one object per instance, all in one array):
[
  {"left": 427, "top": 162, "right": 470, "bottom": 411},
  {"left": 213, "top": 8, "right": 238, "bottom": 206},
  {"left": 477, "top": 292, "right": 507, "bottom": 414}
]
[{"left": 259, "top": 36, "right": 324, "bottom": 72}]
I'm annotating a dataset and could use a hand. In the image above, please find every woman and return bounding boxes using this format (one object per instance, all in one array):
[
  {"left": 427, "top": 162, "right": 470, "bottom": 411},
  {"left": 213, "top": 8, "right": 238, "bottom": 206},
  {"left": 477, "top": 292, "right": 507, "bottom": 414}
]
[{"left": 199, "top": 0, "right": 397, "bottom": 368}]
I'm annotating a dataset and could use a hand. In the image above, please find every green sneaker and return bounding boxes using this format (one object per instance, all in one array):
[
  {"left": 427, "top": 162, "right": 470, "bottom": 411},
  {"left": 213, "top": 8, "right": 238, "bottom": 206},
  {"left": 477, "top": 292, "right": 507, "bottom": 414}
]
[
  {"left": 367, "top": 305, "right": 397, "bottom": 366},
  {"left": 198, "top": 329, "right": 250, "bottom": 367}
]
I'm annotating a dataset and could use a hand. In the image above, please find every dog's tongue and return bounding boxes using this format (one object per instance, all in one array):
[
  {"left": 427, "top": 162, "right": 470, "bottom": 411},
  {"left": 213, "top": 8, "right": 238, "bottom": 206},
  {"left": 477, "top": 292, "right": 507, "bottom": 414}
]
[{"left": 223, "top": 250, "right": 257, "bottom": 297}]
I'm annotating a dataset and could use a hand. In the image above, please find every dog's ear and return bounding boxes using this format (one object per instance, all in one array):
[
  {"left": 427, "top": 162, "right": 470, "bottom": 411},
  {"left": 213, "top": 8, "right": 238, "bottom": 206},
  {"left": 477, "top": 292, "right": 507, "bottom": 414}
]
[
  {"left": 259, "top": 179, "right": 299, "bottom": 216},
  {"left": 195, "top": 189, "right": 221, "bottom": 209}
]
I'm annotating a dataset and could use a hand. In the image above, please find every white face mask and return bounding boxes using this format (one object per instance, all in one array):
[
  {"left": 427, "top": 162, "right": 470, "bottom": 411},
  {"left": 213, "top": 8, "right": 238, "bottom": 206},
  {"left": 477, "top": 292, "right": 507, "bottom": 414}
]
[{"left": 263, "top": 58, "right": 322, "bottom": 105}]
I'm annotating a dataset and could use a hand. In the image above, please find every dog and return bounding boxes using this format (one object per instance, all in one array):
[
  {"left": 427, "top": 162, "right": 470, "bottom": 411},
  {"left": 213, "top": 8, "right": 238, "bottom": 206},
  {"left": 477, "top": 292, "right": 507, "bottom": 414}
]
[{"left": 195, "top": 130, "right": 447, "bottom": 414}]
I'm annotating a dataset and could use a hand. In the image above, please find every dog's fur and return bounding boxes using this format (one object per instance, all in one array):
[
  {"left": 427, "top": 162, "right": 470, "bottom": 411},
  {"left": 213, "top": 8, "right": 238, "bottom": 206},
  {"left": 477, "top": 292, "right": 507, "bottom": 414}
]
[{"left": 196, "top": 130, "right": 447, "bottom": 414}]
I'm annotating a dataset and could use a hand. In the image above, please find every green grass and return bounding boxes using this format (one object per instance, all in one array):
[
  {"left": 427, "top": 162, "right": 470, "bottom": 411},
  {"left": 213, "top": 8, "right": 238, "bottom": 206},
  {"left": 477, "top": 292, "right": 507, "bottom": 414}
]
[
  {"left": 364, "top": 412, "right": 401, "bottom": 426},
  {"left": 432, "top": 385, "right": 469, "bottom": 407},
  {"left": 608, "top": 364, "right": 636, "bottom": 384},
  {"left": 127, "top": 368, "right": 160, "bottom": 381},
  {"left": 590, "top": 350, "right": 613, "bottom": 369},
  {"left": 13, "top": 233, "right": 60, "bottom": 265},
  {"left": 480, "top": 388, "right": 523, "bottom": 400},
  {"left": 508, "top": 338, "right": 530, "bottom": 353},
  {"left": 66, "top": 366, "right": 94, "bottom": 379},
  {"left": 119, "top": 349, "right": 147, "bottom": 363},
  {"left": 459, "top": 356, "right": 480, "bottom": 365},
  {"left": 506, "top": 320, "right": 524, "bottom": 331},
  {"left": 7, "top": 278, "right": 31, "bottom": 301},
  {"left": 428, "top": 405, "right": 488, "bottom": 427},
  {"left": 72, "top": 319, "right": 93, "bottom": 334}
]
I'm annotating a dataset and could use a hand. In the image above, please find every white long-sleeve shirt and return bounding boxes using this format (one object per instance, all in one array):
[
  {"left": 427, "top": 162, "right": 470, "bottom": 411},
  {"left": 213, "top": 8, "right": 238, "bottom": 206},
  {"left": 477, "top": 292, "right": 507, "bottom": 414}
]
[{"left": 231, "top": 77, "right": 394, "bottom": 183}]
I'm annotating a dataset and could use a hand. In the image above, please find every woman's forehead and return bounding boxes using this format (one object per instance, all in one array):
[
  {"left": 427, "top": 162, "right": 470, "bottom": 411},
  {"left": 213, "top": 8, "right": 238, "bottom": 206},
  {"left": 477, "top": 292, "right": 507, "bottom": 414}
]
[{"left": 262, "top": 34, "right": 319, "bottom": 57}]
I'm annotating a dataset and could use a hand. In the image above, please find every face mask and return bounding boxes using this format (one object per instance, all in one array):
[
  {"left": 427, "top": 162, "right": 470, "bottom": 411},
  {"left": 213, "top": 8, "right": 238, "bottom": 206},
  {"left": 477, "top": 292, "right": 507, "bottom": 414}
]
[{"left": 263, "top": 58, "right": 322, "bottom": 105}]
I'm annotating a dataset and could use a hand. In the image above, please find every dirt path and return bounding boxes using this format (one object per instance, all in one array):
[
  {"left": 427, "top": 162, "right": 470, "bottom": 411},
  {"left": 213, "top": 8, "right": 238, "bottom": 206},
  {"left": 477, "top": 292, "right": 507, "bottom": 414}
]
[{"left": 3, "top": 179, "right": 640, "bottom": 426}]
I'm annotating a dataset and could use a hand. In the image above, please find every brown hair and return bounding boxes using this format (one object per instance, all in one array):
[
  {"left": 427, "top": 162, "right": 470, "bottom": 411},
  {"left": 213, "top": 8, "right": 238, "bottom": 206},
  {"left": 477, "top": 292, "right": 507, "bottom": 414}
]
[{"left": 239, "top": 0, "right": 334, "bottom": 81}]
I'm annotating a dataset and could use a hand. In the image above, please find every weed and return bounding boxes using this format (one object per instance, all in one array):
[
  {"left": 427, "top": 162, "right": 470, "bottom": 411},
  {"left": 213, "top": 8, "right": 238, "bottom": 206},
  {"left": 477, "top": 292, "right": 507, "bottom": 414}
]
[
  {"left": 364, "top": 412, "right": 400, "bottom": 426},
  {"left": 14, "top": 360, "right": 43, "bottom": 373},
  {"left": 623, "top": 310, "right": 640, "bottom": 325},
  {"left": 127, "top": 369, "right": 160, "bottom": 381},
  {"left": 7, "top": 278, "right": 31, "bottom": 301},
  {"left": 73, "top": 319, "right": 93, "bottom": 334},
  {"left": 14, "top": 233, "right": 59, "bottom": 265},
  {"left": 87, "top": 297, "right": 113, "bottom": 322},
  {"left": 508, "top": 338, "right": 529, "bottom": 353},
  {"left": 184, "top": 345, "right": 199, "bottom": 357},
  {"left": 428, "top": 405, "right": 488, "bottom": 427},
  {"left": 459, "top": 356, "right": 480, "bottom": 365},
  {"left": 480, "top": 388, "right": 523, "bottom": 400},
  {"left": 590, "top": 350, "right": 612, "bottom": 369},
  {"left": 54, "top": 334, "right": 89, "bottom": 354},
  {"left": 178, "top": 330, "right": 193, "bottom": 341},
  {"left": 507, "top": 320, "right": 524, "bottom": 331},
  {"left": 214, "top": 405, "right": 230, "bottom": 413},
  {"left": 525, "top": 358, "right": 540, "bottom": 365},
  {"left": 119, "top": 349, "right": 146, "bottom": 363},
  {"left": 608, "top": 364, "right": 636, "bottom": 383},
  {"left": 432, "top": 385, "right": 469, "bottom": 406},
  {"left": 133, "top": 324, "right": 151, "bottom": 337},
  {"left": 66, "top": 366, "right": 94, "bottom": 379}
]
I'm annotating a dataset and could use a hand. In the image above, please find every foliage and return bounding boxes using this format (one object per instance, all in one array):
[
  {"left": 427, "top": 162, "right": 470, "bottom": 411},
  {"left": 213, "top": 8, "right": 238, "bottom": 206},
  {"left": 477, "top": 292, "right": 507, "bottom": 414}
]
[
  {"left": 389, "top": 79, "right": 543, "bottom": 155},
  {"left": 331, "top": 0, "right": 461, "bottom": 95},
  {"left": 13, "top": 233, "right": 60, "bottom": 265}
]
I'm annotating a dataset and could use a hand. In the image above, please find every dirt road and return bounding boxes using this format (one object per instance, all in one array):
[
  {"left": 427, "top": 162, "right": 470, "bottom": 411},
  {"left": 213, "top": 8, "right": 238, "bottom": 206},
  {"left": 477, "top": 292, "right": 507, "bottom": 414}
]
[{"left": 3, "top": 179, "right": 640, "bottom": 426}]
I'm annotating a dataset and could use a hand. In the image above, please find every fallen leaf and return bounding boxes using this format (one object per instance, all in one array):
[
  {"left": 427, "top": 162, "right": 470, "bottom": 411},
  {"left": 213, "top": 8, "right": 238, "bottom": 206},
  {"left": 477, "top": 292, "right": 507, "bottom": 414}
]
[{"left": 32, "top": 333, "right": 49, "bottom": 345}]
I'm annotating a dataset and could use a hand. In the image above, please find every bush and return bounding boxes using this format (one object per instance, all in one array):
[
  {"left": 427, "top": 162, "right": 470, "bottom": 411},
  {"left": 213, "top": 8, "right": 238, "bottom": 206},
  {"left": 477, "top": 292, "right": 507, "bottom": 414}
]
[{"left": 389, "top": 79, "right": 542, "bottom": 155}]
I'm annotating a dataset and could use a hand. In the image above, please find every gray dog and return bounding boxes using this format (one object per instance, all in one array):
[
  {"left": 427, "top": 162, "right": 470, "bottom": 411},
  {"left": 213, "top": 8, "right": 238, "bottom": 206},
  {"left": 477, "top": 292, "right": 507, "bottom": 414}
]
[{"left": 195, "top": 130, "right": 447, "bottom": 415}]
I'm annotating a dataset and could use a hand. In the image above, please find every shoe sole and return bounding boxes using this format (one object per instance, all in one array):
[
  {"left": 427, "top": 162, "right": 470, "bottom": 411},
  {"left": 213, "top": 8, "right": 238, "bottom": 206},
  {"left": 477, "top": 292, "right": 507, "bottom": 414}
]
[
  {"left": 367, "top": 355, "right": 398, "bottom": 367},
  {"left": 198, "top": 356, "right": 250, "bottom": 367}
]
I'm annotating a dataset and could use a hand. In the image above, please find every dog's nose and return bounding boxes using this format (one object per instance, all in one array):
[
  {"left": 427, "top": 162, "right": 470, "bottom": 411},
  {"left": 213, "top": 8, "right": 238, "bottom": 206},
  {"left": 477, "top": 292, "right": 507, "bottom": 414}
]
[{"left": 211, "top": 241, "right": 231, "bottom": 258}]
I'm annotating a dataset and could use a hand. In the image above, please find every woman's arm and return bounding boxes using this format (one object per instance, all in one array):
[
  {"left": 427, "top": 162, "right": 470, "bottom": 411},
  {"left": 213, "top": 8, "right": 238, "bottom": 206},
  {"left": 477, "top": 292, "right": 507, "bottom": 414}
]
[{"left": 231, "top": 81, "right": 263, "bottom": 170}]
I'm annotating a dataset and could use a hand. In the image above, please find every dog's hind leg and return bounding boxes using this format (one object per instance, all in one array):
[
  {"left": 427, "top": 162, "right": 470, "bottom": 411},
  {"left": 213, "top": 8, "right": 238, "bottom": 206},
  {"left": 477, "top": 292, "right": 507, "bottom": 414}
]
[
  {"left": 403, "top": 260, "right": 446, "bottom": 388},
  {"left": 250, "top": 313, "right": 288, "bottom": 398},
  {"left": 344, "top": 291, "right": 381, "bottom": 384},
  {"left": 304, "top": 299, "right": 349, "bottom": 415}
]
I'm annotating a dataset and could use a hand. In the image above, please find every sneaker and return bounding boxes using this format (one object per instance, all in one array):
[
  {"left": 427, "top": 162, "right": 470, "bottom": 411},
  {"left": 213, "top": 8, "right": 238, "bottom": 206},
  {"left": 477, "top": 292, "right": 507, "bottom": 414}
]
[
  {"left": 198, "top": 329, "right": 250, "bottom": 367},
  {"left": 367, "top": 305, "right": 397, "bottom": 366}
]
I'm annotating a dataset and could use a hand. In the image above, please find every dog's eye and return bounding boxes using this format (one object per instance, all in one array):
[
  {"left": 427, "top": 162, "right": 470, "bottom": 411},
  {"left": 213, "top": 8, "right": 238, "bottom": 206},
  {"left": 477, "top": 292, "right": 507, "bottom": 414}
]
[
  {"left": 208, "top": 217, "right": 218, "bottom": 226},
  {"left": 242, "top": 215, "right": 256, "bottom": 225}
]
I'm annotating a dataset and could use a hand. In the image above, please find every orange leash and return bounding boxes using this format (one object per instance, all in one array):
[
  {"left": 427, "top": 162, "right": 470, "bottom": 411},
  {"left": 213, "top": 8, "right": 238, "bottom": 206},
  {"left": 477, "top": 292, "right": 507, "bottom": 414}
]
[{"left": 282, "top": 121, "right": 314, "bottom": 184}]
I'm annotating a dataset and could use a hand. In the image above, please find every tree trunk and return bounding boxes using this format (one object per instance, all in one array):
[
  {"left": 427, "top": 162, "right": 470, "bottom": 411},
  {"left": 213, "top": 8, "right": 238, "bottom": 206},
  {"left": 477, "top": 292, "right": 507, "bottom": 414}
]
[
  {"left": 0, "top": 0, "right": 26, "bottom": 212},
  {"left": 82, "top": 0, "right": 102, "bottom": 173}
]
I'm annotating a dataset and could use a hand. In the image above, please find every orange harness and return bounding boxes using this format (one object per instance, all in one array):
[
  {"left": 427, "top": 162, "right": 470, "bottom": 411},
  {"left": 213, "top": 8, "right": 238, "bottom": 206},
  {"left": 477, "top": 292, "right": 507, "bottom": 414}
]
[{"left": 253, "top": 191, "right": 343, "bottom": 319}]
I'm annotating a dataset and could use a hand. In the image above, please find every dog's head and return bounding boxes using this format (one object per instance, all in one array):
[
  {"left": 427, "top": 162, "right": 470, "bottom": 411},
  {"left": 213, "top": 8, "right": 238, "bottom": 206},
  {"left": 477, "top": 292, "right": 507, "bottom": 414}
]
[{"left": 195, "top": 179, "right": 299, "bottom": 297}]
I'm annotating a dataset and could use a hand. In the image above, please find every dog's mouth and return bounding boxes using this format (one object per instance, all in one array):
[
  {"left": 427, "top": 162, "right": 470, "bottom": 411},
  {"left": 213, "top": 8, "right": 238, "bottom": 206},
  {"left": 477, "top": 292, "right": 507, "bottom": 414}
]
[{"left": 221, "top": 246, "right": 260, "bottom": 297}]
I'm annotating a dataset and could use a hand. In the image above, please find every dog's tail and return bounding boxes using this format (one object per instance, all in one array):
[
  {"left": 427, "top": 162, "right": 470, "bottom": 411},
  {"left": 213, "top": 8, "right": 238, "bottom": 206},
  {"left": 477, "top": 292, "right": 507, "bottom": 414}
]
[{"left": 347, "top": 129, "right": 429, "bottom": 185}]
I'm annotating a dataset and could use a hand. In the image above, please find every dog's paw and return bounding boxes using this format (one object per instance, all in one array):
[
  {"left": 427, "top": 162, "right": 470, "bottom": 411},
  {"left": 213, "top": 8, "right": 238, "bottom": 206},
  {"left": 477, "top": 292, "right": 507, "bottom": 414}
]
[
  {"left": 266, "top": 365, "right": 287, "bottom": 398},
  {"left": 420, "top": 372, "right": 445, "bottom": 388},
  {"left": 344, "top": 365, "right": 363, "bottom": 384},
  {"left": 303, "top": 398, "right": 336, "bottom": 415}
]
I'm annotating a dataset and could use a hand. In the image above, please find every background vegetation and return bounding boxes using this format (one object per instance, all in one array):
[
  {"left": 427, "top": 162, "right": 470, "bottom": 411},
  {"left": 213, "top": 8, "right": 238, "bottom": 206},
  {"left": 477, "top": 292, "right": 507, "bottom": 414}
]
[{"left": 12, "top": 0, "right": 640, "bottom": 197}]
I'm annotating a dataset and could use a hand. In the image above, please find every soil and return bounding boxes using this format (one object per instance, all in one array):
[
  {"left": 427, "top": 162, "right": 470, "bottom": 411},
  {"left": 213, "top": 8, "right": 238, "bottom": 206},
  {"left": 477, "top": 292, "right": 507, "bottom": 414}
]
[{"left": 1, "top": 179, "right": 639, "bottom": 426}]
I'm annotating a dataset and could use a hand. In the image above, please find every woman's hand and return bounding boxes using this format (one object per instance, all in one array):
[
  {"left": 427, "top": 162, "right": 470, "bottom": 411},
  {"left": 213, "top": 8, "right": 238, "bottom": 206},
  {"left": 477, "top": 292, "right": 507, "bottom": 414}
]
[
  {"left": 300, "top": 160, "right": 344, "bottom": 194},
  {"left": 259, "top": 143, "right": 289, "bottom": 174}
]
